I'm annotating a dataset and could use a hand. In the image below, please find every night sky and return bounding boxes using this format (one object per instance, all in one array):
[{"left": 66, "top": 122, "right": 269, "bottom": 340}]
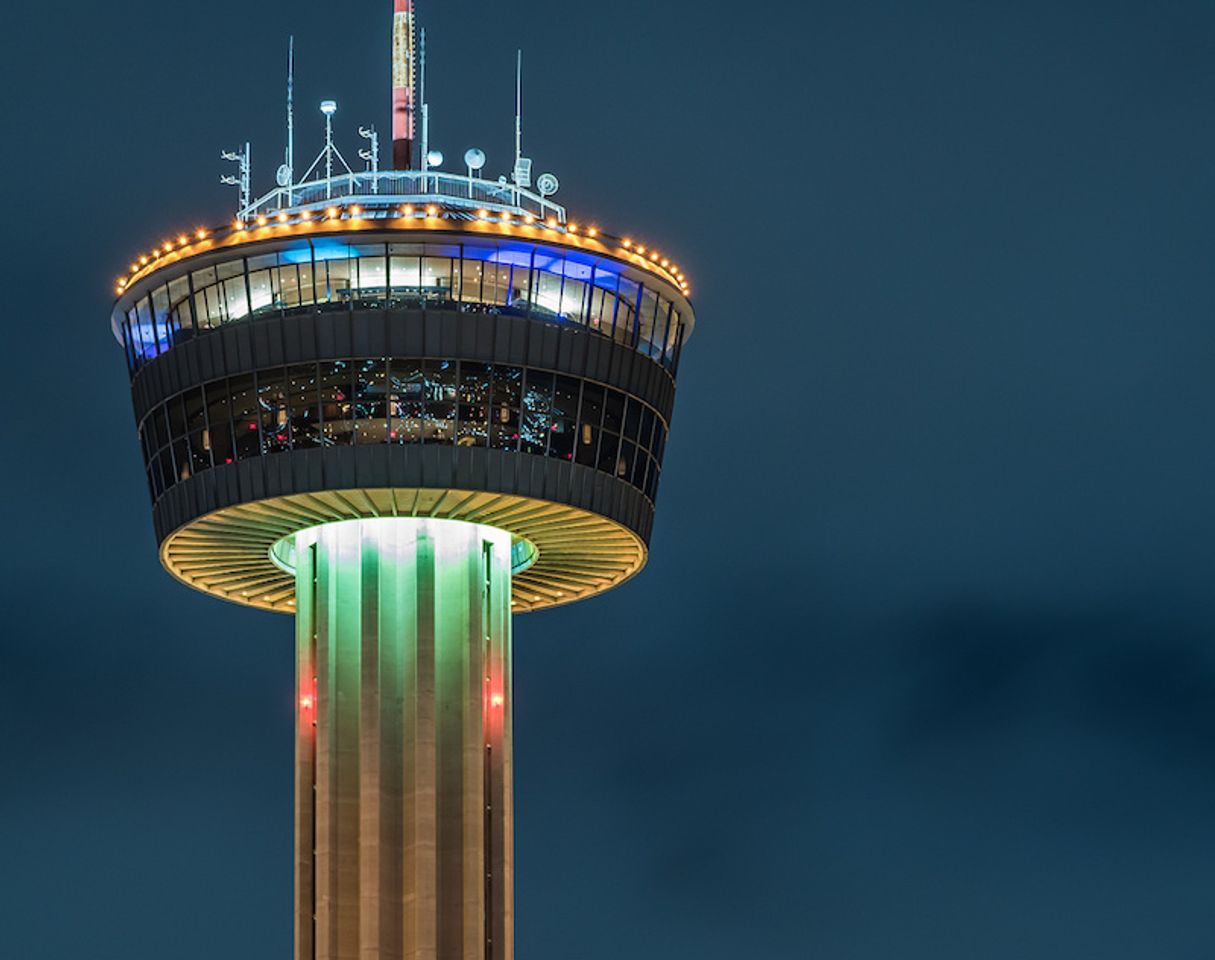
[{"left": 4, "top": 1, "right": 1215, "bottom": 957}]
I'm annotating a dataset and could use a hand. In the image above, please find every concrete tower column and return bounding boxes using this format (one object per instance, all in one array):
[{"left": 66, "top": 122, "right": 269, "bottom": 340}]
[{"left": 290, "top": 518, "right": 514, "bottom": 960}]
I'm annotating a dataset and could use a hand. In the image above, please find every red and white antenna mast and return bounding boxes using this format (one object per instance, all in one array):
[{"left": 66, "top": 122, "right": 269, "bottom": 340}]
[{"left": 391, "top": 0, "right": 416, "bottom": 169}]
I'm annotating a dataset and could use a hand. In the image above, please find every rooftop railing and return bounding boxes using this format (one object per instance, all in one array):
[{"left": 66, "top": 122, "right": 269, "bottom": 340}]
[{"left": 240, "top": 170, "right": 566, "bottom": 223}]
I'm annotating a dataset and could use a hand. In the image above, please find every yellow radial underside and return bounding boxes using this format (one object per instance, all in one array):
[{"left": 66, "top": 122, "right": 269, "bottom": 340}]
[{"left": 159, "top": 488, "right": 647, "bottom": 614}]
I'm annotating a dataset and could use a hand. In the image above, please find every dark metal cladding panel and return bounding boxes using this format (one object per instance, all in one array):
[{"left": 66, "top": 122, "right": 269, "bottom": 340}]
[
  {"left": 351, "top": 313, "right": 375, "bottom": 358},
  {"left": 286, "top": 313, "right": 311, "bottom": 364},
  {"left": 423, "top": 312, "right": 444, "bottom": 355},
  {"left": 506, "top": 316, "right": 528, "bottom": 366},
  {"left": 236, "top": 324, "right": 257, "bottom": 370},
  {"left": 253, "top": 322, "right": 277, "bottom": 368},
  {"left": 149, "top": 445, "right": 656, "bottom": 553},
  {"left": 316, "top": 314, "right": 338, "bottom": 357}
]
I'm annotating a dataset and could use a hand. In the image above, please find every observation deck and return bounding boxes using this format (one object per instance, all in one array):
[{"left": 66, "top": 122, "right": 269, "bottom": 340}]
[{"left": 112, "top": 166, "right": 696, "bottom": 614}]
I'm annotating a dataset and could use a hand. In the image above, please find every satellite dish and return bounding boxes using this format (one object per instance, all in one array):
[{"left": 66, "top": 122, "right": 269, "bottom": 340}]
[
  {"left": 426, "top": 149, "right": 444, "bottom": 167},
  {"left": 464, "top": 148, "right": 486, "bottom": 171},
  {"left": 276, "top": 164, "right": 292, "bottom": 187},
  {"left": 536, "top": 173, "right": 559, "bottom": 197}
]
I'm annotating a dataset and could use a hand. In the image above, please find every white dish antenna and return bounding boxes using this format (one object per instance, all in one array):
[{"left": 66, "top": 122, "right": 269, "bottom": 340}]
[
  {"left": 464, "top": 148, "right": 486, "bottom": 171},
  {"left": 536, "top": 172, "right": 559, "bottom": 197},
  {"left": 426, "top": 149, "right": 444, "bottom": 167},
  {"left": 275, "top": 163, "right": 292, "bottom": 187}
]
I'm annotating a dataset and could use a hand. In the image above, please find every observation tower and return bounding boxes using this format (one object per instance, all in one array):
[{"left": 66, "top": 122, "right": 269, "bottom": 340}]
[{"left": 110, "top": 4, "right": 695, "bottom": 958}]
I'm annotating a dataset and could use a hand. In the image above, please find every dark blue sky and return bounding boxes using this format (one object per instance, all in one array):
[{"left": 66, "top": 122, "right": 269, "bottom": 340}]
[{"left": 3, "top": 1, "right": 1215, "bottom": 957}]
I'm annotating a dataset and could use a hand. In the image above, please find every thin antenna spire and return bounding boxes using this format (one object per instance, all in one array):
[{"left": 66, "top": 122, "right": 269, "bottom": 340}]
[
  {"left": 512, "top": 51, "right": 532, "bottom": 188},
  {"left": 391, "top": 0, "right": 417, "bottom": 169},
  {"left": 515, "top": 50, "right": 522, "bottom": 168},
  {"left": 286, "top": 36, "right": 294, "bottom": 186}
]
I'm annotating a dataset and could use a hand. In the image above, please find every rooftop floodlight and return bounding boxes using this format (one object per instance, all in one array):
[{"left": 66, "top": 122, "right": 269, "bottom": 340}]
[{"left": 320, "top": 99, "right": 338, "bottom": 116}]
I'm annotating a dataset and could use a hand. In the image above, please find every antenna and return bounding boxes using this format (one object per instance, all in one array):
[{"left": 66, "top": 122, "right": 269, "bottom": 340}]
[
  {"left": 515, "top": 50, "right": 522, "bottom": 168},
  {"left": 391, "top": 0, "right": 417, "bottom": 169},
  {"left": 512, "top": 51, "right": 532, "bottom": 189},
  {"left": 296, "top": 100, "right": 355, "bottom": 196},
  {"left": 322, "top": 100, "right": 337, "bottom": 196},
  {"left": 221, "top": 142, "right": 251, "bottom": 215},
  {"left": 359, "top": 125, "right": 380, "bottom": 192},
  {"left": 286, "top": 37, "right": 295, "bottom": 186}
]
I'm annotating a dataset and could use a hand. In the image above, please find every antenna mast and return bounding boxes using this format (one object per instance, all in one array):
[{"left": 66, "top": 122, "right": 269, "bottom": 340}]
[
  {"left": 515, "top": 50, "right": 522, "bottom": 170},
  {"left": 391, "top": 0, "right": 417, "bottom": 169},
  {"left": 512, "top": 51, "right": 532, "bottom": 188},
  {"left": 221, "top": 142, "right": 251, "bottom": 216},
  {"left": 286, "top": 36, "right": 295, "bottom": 186}
]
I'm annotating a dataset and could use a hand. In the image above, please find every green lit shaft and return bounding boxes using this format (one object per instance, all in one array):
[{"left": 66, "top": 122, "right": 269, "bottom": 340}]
[{"left": 293, "top": 519, "right": 514, "bottom": 960}]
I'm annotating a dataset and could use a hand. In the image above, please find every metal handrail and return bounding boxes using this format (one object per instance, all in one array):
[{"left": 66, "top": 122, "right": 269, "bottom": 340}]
[{"left": 241, "top": 170, "right": 566, "bottom": 223}]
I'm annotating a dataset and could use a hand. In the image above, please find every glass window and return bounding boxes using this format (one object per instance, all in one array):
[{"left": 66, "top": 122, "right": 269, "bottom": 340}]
[
  {"left": 297, "top": 262, "right": 317, "bottom": 307},
  {"left": 168, "top": 276, "right": 192, "bottom": 334},
  {"left": 630, "top": 444, "right": 648, "bottom": 488},
  {"left": 460, "top": 258, "right": 483, "bottom": 304},
  {"left": 149, "top": 404, "right": 170, "bottom": 451},
  {"left": 576, "top": 382, "right": 604, "bottom": 467},
  {"left": 257, "top": 368, "right": 290, "bottom": 454},
  {"left": 561, "top": 278, "right": 588, "bottom": 327},
  {"left": 354, "top": 245, "right": 387, "bottom": 302},
  {"left": 637, "top": 287, "right": 659, "bottom": 356},
  {"left": 653, "top": 423, "right": 667, "bottom": 462},
  {"left": 596, "top": 428, "right": 620, "bottom": 474},
  {"left": 183, "top": 387, "right": 210, "bottom": 473},
  {"left": 136, "top": 297, "right": 160, "bottom": 358},
  {"left": 549, "top": 375, "right": 580, "bottom": 461},
  {"left": 248, "top": 270, "right": 275, "bottom": 316},
  {"left": 424, "top": 359, "right": 457, "bottom": 443},
  {"left": 519, "top": 370, "right": 553, "bottom": 455},
  {"left": 390, "top": 252, "right": 421, "bottom": 301},
  {"left": 354, "top": 358, "right": 388, "bottom": 443},
  {"left": 287, "top": 364, "right": 321, "bottom": 449},
  {"left": 603, "top": 390, "right": 624, "bottom": 434},
  {"left": 167, "top": 393, "right": 187, "bottom": 440},
  {"left": 319, "top": 361, "right": 354, "bottom": 445},
  {"left": 223, "top": 274, "right": 250, "bottom": 322},
  {"left": 278, "top": 263, "right": 303, "bottom": 308},
  {"left": 458, "top": 362, "right": 491, "bottom": 447},
  {"left": 197, "top": 283, "right": 225, "bottom": 327},
  {"left": 645, "top": 458, "right": 660, "bottom": 501},
  {"left": 389, "top": 358, "right": 424, "bottom": 443},
  {"left": 638, "top": 405, "right": 656, "bottom": 454},
  {"left": 172, "top": 439, "right": 190, "bottom": 483},
  {"left": 533, "top": 270, "right": 562, "bottom": 318},
  {"left": 490, "top": 365, "right": 522, "bottom": 451},
  {"left": 325, "top": 259, "right": 353, "bottom": 304},
  {"left": 421, "top": 257, "right": 452, "bottom": 304},
  {"left": 229, "top": 374, "right": 260, "bottom": 459},
  {"left": 617, "top": 439, "right": 637, "bottom": 482},
  {"left": 614, "top": 278, "right": 640, "bottom": 345},
  {"left": 205, "top": 380, "right": 235, "bottom": 465},
  {"left": 623, "top": 398, "right": 642, "bottom": 443}
]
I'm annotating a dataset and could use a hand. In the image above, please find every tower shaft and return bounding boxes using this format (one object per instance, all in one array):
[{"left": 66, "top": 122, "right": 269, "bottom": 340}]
[{"left": 293, "top": 519, "right": 514, "bottom": 960}]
